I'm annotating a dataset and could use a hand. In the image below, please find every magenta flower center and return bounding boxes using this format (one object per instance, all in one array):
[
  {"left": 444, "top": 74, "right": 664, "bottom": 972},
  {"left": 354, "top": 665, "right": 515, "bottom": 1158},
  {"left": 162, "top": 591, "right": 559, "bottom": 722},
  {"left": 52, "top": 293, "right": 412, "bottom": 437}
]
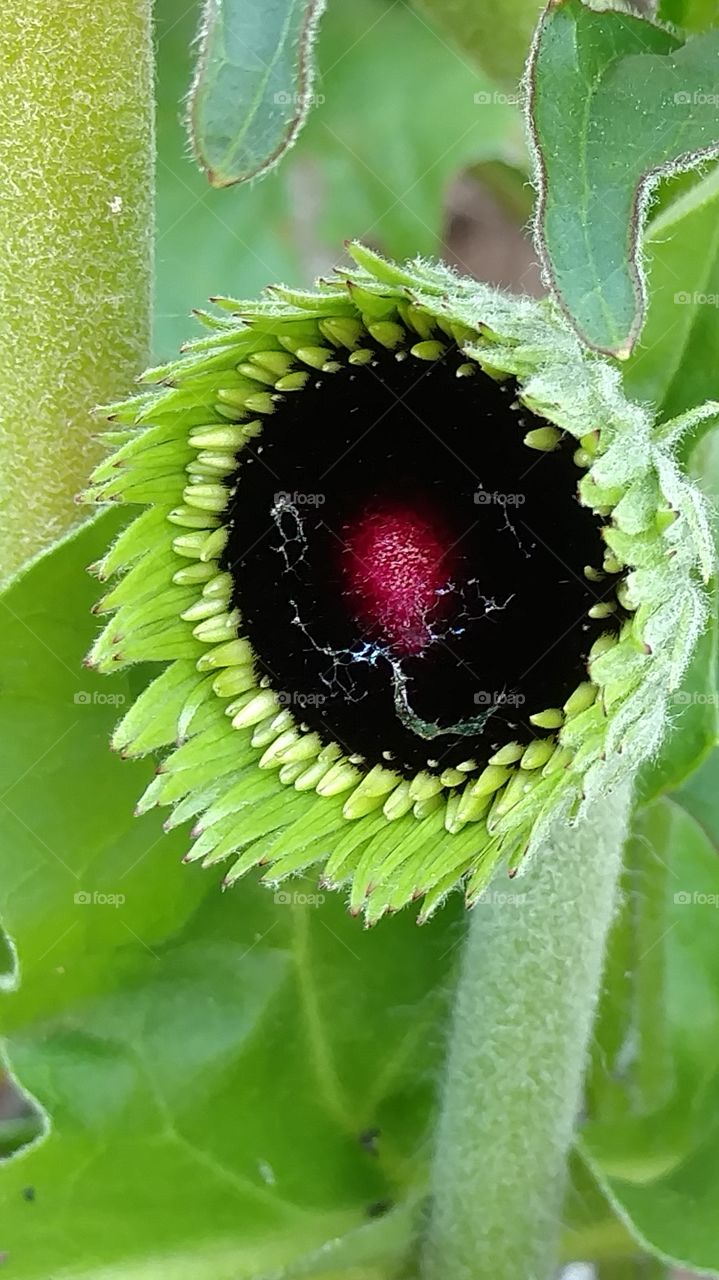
[{"left": 343, "top": 505, "right": 455, "bottom": 656}]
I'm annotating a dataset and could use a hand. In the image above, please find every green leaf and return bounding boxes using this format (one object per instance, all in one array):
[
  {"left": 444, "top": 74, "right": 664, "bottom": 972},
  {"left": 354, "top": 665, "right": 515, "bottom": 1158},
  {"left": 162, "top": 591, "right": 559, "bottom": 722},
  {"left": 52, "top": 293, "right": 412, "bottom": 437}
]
[
  {"left": 0, "top": 514, "right": 463, "bottom": 1278},
  {"left": 660, "top": 0, "right": 718, "bottom": 31},
  {"left": 619, "top": 181, "right": 719, "bottom": 799},
  {"left": 528, "top": 0, "right": 719, "bottom": 355},
  {"left": 623, "top": 166, "right": 719, "bottom": 422},
  {"left": 410, "top": 0, "right": 544, "bottom": 88},
  {"left": 581, "top": 798, "right": 719, "bottom": 1270},
  {"left": 155, "top": 0, "right": 521, "bottom": 358},
  {"left": 189, "top": 0, "right": 327, "bottom": 187},
  {"left": 263, "top": 1200, "right": 418, "bottom": 1278},
  {"left": 584, "top": 1127, "right": 719, "bottom": 1273},
  {"left": 677, "top": 746, "right": 719, "bottom": 847},
  {"left": 559, "top": 1152, "right": 637, "bottom": 1266},
  {"left": 588, "top": 811, "right": 664, "bottom": 1127},
  {"left": 637, "top": 612, "right": 718, "bottom": 801}
]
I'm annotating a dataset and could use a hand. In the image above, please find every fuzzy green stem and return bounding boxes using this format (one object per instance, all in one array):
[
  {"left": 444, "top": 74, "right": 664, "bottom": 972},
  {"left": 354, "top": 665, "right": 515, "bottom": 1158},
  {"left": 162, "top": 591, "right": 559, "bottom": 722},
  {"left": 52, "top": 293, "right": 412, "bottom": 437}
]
[
  {"left": 0, "top": 0, "right": 154, "bottom": 580},
  {"left": 421, "top": 785, "right": 632, "bottom": 1280}
]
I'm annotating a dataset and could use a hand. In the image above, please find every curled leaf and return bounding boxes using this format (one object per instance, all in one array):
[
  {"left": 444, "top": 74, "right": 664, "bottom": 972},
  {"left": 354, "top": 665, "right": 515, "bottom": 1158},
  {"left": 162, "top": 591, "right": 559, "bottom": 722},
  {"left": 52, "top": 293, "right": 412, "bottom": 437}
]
[{"left": 528, "top": 0, "right": 719, "bottom": 355}]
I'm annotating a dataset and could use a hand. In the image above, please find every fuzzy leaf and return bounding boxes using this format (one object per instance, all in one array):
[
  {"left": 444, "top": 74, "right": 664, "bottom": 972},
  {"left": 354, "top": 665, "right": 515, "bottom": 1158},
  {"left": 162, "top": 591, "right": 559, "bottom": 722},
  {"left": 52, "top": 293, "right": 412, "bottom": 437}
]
[
  {"left": 528, "top": 0, "right": 719, "bottom": 355},
  {"left": 189, "top": 0, "right": 327, "bottom": 186},
  {"left": 0, "top": 514, "right": 463, "bottom": 1277}
]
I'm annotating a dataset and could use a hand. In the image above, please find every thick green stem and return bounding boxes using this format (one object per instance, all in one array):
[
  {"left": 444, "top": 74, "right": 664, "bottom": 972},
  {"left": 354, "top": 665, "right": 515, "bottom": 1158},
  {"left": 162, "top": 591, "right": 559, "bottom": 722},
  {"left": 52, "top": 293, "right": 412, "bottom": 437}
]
[
  {"left": 421, "top": 785, "right": 632, "bottom": 1280},
  {"left": 0, "top": 0, "right": 154, "bottom": 580}
]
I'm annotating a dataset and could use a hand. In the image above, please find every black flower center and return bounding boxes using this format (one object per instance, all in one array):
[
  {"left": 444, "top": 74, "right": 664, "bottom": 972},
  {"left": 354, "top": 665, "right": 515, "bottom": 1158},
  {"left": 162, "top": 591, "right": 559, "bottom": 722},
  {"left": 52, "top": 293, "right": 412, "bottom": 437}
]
[{"left": 222, "top": 344, "right": 615, "bottom": 776}]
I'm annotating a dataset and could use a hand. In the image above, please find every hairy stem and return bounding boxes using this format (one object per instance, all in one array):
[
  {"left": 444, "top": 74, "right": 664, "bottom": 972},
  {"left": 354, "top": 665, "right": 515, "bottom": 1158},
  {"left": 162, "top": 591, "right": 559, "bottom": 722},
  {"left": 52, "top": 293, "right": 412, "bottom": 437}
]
[
  {"left": 0, "top": 0, "right": 154, "bottom": 580},
  {"left": 421, "top": 785, "right": 632, "bottom": 1280}
]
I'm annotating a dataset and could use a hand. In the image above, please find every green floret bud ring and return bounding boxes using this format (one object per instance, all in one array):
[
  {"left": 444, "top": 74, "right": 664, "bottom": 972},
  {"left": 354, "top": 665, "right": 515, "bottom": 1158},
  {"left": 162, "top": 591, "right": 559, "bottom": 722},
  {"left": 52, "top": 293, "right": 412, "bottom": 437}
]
[{"left": 85, "top": 243, "right": 715, "bottom": 924}]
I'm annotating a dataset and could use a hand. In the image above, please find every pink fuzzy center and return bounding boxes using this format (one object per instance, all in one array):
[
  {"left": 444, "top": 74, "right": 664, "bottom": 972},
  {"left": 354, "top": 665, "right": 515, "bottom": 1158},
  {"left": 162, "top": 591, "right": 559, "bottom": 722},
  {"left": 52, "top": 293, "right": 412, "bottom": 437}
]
[{"left": 342, "top": 504, "right": 454, "bottom": 655}]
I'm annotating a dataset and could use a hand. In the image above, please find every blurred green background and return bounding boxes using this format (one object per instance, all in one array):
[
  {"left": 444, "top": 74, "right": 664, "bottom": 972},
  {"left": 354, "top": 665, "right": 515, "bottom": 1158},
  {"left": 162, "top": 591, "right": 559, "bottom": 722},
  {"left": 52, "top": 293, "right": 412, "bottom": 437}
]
[{"left": 154, "top": 0, "right": 528, "bottom": 358}]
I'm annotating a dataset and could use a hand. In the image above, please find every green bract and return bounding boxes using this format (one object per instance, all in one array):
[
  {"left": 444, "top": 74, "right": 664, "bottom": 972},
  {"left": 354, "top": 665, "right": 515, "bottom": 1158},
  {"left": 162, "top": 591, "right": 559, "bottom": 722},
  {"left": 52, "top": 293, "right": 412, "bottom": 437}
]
[{"left": 85, "top": 244, "right": 715, "bottom": 924}]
